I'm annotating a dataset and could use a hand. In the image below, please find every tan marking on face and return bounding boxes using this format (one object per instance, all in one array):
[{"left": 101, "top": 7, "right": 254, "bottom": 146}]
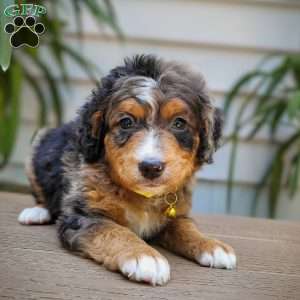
[
  {"left": 109, "top": 98, "right": 145, "bottom": 126},
  {"left": 160, "top": 98, "right": 196, "bottom": 128},
  {"left": 105, "top": 130, "right": 152, "bottom": 190},
  {"left": 157, "top": 130, "right": 199, "bottom": 192}
]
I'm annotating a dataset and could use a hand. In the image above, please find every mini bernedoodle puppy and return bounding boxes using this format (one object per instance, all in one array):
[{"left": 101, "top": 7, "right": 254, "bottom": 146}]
[{"left": 19, "top": 55, "right": 236, "bottom": 285}]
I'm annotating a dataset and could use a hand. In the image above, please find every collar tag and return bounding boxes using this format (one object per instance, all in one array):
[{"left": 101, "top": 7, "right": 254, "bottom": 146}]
[{"left": 164, "top": 193, "right": 178, "bottom": 218}]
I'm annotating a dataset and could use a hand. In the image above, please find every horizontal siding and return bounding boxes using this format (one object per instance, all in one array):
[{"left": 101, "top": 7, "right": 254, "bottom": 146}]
[
  {"left": 23, "top": 37, "right": 293, "bottom": 141},
  {"left": 61, "top": 0, "right": 300, "bottom": 52},
  {"left": 0, "top": 164, "right": 28, "bottom": 187},
  {"left": 192, "top": 181, "right": 300, "bottom": 220},
  {"left": 37, "top": 38, "right": 272, "bottom": 93}
]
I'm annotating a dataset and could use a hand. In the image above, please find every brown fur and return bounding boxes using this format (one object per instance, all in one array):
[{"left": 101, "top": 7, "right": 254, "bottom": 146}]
[
  {"left": 110, "top": 98, "right": 146, "bottom": 122},
  {"left": 160, "top": 98, "right": 197, "bottom": 129},
  {"left": 91, "top": 111, "right": 103, "bottom": 138},
  {"left": 156, "top": 217, "right": 234, "bottom": 260},
  {"left": 81, "top": 163, "right": 191, "bottom": 238},
  {"left": 81, "top": 220, "right": 165, "bottom": 272}
]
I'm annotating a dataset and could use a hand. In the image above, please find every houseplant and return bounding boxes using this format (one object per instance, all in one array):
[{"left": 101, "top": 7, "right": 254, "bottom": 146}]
[
  {"left": 224, "top": 53, "right": 300, "bottom": 217},
  {"left": 0, "top": 0, "right": 120, "bottom": 169}
]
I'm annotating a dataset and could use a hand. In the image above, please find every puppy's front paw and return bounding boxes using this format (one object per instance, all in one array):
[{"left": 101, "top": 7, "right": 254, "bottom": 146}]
[
  {"left": 196, "top": 239, "right": 236, "bottom": 270},
  {"left": 119, "top": 254, "right": 170, "bottom": 286}
]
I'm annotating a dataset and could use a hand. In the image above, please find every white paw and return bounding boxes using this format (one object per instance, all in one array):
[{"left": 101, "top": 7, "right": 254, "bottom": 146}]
[
  {"left": 18, "top": 207, "right": 51, "bottom": 225},
  {"left": 120, "top": 255, "right": 170, "bottom": 286},
  {"left": 197, "top": 247, "right": 236, "bottom": 269}
]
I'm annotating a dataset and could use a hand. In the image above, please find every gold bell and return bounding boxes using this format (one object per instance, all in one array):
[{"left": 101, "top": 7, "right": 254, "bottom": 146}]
[{"left": 165, "top": 205, "right": 177, "bottom": 218}]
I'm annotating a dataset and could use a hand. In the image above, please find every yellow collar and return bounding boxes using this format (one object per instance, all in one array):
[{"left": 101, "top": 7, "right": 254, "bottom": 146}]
[
  {"left": 133, "top": 189, "right": 178, "bottom": 218},
  {"left": 133, "top": 190, "right": 157, "bottom": 198}
]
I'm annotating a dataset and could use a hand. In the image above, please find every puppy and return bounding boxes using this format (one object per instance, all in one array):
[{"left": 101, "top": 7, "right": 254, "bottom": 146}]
[{"left": 19, "top": 55, "right": 236, "bottom": 285}]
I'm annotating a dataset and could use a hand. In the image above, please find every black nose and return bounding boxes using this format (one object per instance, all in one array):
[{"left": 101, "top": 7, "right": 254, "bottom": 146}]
[{"left": 138, "top": 160, "right": 165, "bottom": 179}]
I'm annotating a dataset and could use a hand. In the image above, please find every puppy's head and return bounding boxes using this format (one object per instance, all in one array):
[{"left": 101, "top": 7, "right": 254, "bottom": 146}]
[{"left": 77, "top": 55, "right": 223, "bottom": 197}]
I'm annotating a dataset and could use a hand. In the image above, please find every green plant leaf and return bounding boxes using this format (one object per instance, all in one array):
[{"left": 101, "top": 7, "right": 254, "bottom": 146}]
[
  {"left": 270, "top": 101, "right": 287, "bottom": 138},
  {"left": 40, "top": 16, "right": 70, "bottom": 87},
  {"left": 0, "top": 0, "right": 14, "bottom": 71},
  {"left": 252, "top": 130, "right": 300, "bottom": 216},
  {"left": 254, "top": 58, "right": 289, "bottom": 116},
  {"left": 0, "top": 0, "right": 122, "bottom": 169},
  {"left": 251, "top": 159, "right": 272, "bottom": 216},
  {"left": 60, "top": 42, "right": 100, "bottom": 83},
  {"left": 71, "top": 0, "right": 83, "bottom": 40},
  {"left": 226, "top": 134, "right": 238, "bottom": 213},
  {"left": 287, "top": 153, "right": 300, "bottom": 199},
  {"left": 83, "top": 0, "right": 122, "bottom": 37},
  {"left": 226, "top": 53, "right": 300, "bottom": 218},
  {"left": 224, "top": 71, "right": 268, "bottom": 115},
  {"left": 256, "top": 53, "right": 283, "bottom": 69},
  {"left": 290, "top": 54, "right": 300, "bottom": 86},
  {"left": 0, "top": 62, "right": 22, "bottom": 167},
  {"left": 268, "top": 157, "right": 283, "bottom": 218},
  {"left": 25, "top": 52, "right": 63, "bottom": 125},
  {"left": 225, "top": 75, "right": 269, "bottom": 210},
  {"left": 21, "top": 66, "right": 48, "bottom": 127},
  {"left": 247, "top": 100, "right": 285, "bottom": 139},
  {"left": 287, "top": 90, "right": 300, "bottom": 120},
  {"left": 48, "top": 41, "right": 70, "bottom": 88}
]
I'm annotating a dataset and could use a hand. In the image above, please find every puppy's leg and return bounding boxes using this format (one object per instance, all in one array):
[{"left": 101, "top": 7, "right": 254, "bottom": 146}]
[
  {"left": 157, "top": 217, "right": 236, "bottom": 269},
  {"left": 58, "top": 214, "right": 170, "bottom": 285}
]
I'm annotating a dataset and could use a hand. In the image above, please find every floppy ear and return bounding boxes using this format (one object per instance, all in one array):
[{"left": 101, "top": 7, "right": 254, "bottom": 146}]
[
  {"left": 76, "top": 98, "right": 107, "bottom": 163},
  {"left": 197, "top": 103, "right": 223, "bottom": 165},
  {"left": 75, "top": 59, "right": 132, "bottom": 163}
]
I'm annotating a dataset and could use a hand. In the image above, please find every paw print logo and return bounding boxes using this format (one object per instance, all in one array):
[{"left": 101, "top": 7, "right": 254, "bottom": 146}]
[{"left": 4, "top": 16, "right": 45, "bottom": 48}]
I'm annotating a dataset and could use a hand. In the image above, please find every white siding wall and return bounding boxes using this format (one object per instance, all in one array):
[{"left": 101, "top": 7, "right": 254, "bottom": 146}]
[{"left": 1, "top": 0, "right": 300, "bottom": 219}]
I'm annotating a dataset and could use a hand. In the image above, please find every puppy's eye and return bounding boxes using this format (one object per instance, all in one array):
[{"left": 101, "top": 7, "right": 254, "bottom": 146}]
[
  {"left": 119, "top": 117, "right": 134, "bottom": 129},
  {"left": 171, "top": 117, "right": 187, "bottom": 130}
]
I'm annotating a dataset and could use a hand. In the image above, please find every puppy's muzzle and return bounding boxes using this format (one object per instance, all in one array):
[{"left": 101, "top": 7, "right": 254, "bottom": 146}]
[{"left": 138, "top": 159, "right": 165, "bottom": 179}]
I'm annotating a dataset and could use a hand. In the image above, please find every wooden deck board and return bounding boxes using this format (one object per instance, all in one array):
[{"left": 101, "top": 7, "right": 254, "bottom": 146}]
[{"left": 0, "top": 192, "right": 300, "bottom": 300}]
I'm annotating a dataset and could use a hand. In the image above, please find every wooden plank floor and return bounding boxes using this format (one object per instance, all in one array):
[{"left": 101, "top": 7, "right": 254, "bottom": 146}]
[{"left": 1, "top": 192, "right": 300, "bottom": 300}]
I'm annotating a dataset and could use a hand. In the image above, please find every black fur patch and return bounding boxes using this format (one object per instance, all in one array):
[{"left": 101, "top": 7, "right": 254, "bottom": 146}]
[
  {"left": 172, "top": 129, "right": 194, "bottom": 151},
  {"left": 111, "top": 121, "right": 146, "bottom": 147},
  {"left": 124, "top": 54, "right": 162, "bottom": 79},
  {"left": 33, "top": 124, "right": 74, "bottom": 219},
  {"left": 112, "top": 129, "right": 133, "bottom": 147},
  {"left": 58, "top": 214, "right": 100, "bottom": 251}
]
